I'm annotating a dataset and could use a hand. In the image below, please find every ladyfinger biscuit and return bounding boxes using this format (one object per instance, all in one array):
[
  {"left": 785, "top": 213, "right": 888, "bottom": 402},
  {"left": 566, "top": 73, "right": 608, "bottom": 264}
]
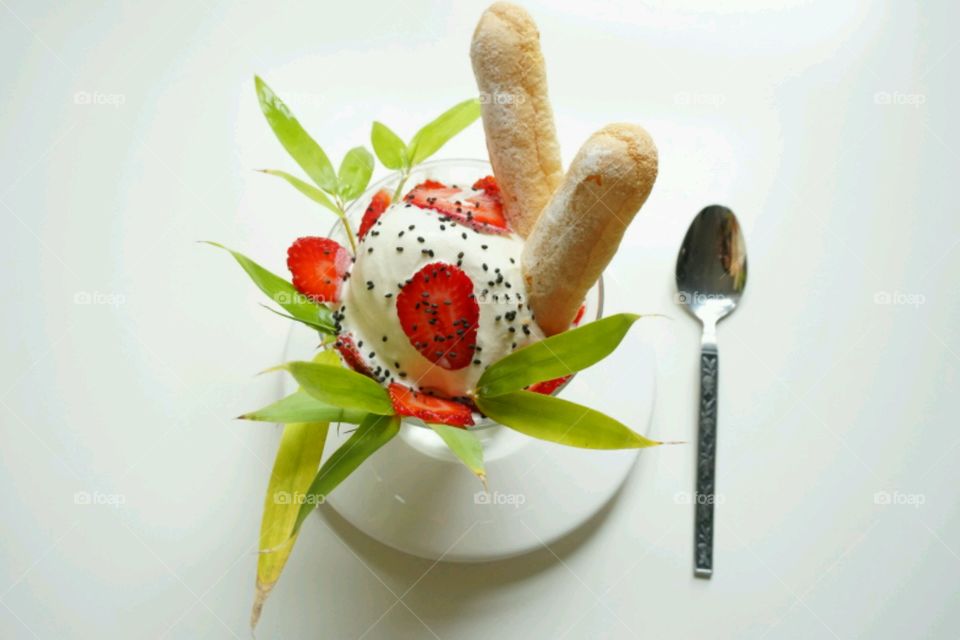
[
  {"left": 522, "top": 124, "right": 658, "bottom": 335},
  {"left": 471, "top": 2, "right": 563, "bottom": 237}
]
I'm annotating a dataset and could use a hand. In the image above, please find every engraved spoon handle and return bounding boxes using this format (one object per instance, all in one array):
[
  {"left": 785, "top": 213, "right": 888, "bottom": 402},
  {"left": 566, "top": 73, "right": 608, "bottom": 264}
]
[{"left": 694, "top": 338, "right": 718, "bottom": 578}]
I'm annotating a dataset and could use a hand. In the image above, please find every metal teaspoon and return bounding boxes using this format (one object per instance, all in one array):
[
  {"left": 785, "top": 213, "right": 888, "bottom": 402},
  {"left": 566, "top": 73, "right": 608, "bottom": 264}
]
[{"left": 675, "top": 205, "right": 748, "bottom": 578}]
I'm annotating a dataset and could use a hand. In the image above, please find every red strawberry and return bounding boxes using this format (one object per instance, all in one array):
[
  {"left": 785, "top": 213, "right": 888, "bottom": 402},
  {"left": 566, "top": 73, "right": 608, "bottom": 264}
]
[
  {"left": 358, "top": 189, "right": 392, "bottom": 240},
  {"left": 529, "top": 375, "right": 572, "bottom": 395},
  {"left": 573, "top": 304, "right": 587, "bottom": 326},
  {"left": 388, "top": 383, "right": 474, "bottom": 427},
  {"left": 286, "top": 237, "right": 351, "bottom": 304},
  {"left": 404, "top": 177, "right": 508, "bottom": 233},
  {"left": 334, "top": 335, "right": 372, "bottom": 377},
  {"left": 287, "top": 236, "right": 350, "bottom": 302},
  {"left": 471, "top": 175, "right": 500, "bottom": 196},
  {"left": 396, "top": 262, "right": 479, "bottom": 370}
]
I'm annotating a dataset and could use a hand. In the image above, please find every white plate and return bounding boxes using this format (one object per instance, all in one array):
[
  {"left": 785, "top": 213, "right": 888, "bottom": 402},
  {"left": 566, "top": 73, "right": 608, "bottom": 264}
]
[{"left": 281, "top": 321, "right": 656, "bottom": 562}]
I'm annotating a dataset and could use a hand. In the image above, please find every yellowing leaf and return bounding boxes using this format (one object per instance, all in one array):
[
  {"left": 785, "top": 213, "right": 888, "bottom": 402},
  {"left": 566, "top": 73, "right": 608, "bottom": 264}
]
[{"left": 251, "top": 349, "right": 339, "bottom": 629}]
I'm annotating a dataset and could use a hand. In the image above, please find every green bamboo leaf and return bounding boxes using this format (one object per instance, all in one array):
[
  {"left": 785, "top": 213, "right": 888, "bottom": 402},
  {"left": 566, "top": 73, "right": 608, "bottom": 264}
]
[
  {"left": 292, "top": 413, "right": 401, "bottom": 534},
  {"left": 337, "top": 146, "right": 374, "bottom": 201},
  {"left": 240, "top": 389, "right": 367, "bottom": 425},
  {"left": 279, "top": 361, "right": 394, "bottom": 415},
  {"left": 370, "top": 121, "right": 408, "bottom": 170},
  {"left": 477, "top": 313, "right": 642, "bottom": 397},
  {"left": 429, "top": 424, "right": 486, "bottom": 487},
  {"left": 476, "top": 390, "right": 661, "bottom": 450},
  {"left": 251, "top": 348, "right": 338, "bottom": 629},
  {"left": 257, "top": 303, "right": 332, "bottom": 333},
  {"left": 203, "top": 242, "right": 336, "bottom": 333},
  {"left": 407, "top": 98, "right": 481, "bottom": 165},
  {"left": 257, "top": 169, "right": 339, "bottom": 214},
  {"left": 255, "top": 76, "right": 338, "bottom": 193}
]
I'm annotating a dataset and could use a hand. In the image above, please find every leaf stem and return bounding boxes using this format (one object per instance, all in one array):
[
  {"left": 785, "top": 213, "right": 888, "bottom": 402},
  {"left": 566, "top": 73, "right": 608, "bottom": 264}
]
[
  {"left": 391, "top": 169, "right": 410, "bottom": 203},
  {"left": 334, "top": 195, "right": 359, "bottom": 254}
]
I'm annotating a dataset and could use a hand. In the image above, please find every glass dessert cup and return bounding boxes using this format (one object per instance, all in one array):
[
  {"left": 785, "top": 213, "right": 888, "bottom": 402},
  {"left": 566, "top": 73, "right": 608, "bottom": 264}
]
[{"left": 282, "top": 158, "right": 655, "bottom": 561}]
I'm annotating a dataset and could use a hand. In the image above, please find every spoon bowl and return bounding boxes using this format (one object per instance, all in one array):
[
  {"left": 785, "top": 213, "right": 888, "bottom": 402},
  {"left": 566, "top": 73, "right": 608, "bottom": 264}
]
[{"left": 676, "top": 205, "right": 747, "bottom": 328}]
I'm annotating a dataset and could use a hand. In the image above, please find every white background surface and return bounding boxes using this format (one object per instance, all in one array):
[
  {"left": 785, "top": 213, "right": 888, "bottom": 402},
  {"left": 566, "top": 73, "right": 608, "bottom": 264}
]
[{"left": 2, "top": 1, "right": 958, "bottom": 638}]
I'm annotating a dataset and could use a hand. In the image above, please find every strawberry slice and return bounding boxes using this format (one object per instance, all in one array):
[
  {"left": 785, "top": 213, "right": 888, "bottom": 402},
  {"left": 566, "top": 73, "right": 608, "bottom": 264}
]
[
  {"left": 471, "top": 175, "right": 500, "bottom": 196},
  {"left": 396, "top": 262, "right": 479, "bottom": 370},
  {"left": 388, "top": 383, "right": 474, "bottom": 427},
  {"left": 286, "top": 237, "right": 351, "bottom": 304},
  {"left": 358, "top": 189, "right": 392, "bottom": 240},
  {"left": 573, "top": 304, "right": 587, "bottom": 326},
  {"left": 404, "top": 177, "right": 508, "bottom": 233},
  {"left": 334, "top": 335, "right": 372, "bottom": 377},
  {"left": 529, "top": 375, "right": 572, "bottom": 395}
]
